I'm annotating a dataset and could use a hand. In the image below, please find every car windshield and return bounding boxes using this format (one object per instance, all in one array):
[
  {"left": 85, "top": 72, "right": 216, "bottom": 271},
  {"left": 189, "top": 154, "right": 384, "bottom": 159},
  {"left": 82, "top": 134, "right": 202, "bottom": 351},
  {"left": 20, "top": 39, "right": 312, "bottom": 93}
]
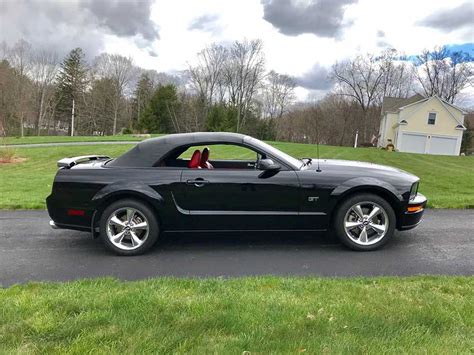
[{"left": 244, "top": 137, "right": 304, "bottom": 169}]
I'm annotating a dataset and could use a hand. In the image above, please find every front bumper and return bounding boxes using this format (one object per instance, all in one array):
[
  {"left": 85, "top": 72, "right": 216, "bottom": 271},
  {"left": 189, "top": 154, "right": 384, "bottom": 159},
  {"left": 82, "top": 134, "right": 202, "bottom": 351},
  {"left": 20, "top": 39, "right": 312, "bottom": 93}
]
[{"left": 398, "top": 193, "right": 427, "bottom": 230}]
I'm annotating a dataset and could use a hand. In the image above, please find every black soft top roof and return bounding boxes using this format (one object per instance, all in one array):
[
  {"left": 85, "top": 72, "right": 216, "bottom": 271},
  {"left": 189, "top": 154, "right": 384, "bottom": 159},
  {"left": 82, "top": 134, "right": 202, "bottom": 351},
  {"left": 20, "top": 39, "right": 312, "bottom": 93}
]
[{"left": 109, "top": 132, "right": 248, "bottom": 167}]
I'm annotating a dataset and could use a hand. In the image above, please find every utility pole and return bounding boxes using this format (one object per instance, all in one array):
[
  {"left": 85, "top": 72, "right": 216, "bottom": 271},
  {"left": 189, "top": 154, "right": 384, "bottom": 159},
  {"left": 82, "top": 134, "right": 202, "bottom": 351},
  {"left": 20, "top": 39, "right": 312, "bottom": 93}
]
[{"left": 71, "top": 98, "right": 75, "bottom": 137}]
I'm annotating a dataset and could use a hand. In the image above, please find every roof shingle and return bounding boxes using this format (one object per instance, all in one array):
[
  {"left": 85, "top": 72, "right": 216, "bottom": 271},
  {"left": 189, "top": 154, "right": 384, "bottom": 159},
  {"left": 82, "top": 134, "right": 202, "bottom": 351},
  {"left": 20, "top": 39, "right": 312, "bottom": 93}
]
[{"left": 382, "top": 94, "right": 425, "bottom": 113}]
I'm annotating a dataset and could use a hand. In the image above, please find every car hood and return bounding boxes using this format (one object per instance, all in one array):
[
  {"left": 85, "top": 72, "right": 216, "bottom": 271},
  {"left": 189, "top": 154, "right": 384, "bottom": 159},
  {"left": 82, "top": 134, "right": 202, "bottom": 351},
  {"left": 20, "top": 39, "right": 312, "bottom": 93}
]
[{"left": 307, "top": 159, "right": 418, "bottom": 181}]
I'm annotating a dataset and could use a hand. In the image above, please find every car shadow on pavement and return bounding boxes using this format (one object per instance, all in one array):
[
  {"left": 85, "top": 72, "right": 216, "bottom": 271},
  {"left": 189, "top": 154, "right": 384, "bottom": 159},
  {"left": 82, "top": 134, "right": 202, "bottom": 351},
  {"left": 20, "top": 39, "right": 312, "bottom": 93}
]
[
  {"left": 159, "top": 230, "right": 413, "bottom": 250},
  {"left": 59, "top": 229, "right": 414, "bottom": 256}
]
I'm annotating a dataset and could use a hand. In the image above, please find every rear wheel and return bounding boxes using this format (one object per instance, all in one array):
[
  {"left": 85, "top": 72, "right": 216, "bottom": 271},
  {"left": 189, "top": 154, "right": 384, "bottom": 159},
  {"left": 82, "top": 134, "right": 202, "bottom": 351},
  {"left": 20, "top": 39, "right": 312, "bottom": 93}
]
[
  {"left": 99, "top": 199, "right": 159, "bottom": 256},
  {"left": 334, "top": 193, "right": 396, "bottom": 251}
]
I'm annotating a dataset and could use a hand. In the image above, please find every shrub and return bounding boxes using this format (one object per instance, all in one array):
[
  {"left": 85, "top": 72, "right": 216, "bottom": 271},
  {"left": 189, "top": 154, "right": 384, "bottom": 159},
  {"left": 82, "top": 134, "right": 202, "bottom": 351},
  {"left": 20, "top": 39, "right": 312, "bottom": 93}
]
[{"left": 0, "top": 146, "right": 16, "bottom": 163}]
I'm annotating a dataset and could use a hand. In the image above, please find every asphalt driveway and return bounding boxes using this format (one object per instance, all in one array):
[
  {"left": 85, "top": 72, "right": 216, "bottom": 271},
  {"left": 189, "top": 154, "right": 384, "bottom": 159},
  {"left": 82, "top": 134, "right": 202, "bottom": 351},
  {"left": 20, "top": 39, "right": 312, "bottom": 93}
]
[{"left": 0, "top": 209, "right": 472, "bottom": 286}]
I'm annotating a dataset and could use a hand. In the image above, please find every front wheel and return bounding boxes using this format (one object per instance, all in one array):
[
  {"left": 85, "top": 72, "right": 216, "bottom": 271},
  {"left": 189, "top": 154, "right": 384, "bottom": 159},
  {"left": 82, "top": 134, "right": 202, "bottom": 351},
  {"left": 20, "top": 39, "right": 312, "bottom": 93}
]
[
  {"left": 334, "top": 193, "right": 396, "bottom": 251},
  {"left": 99, "top": 199, "right": 159, "bottom": 256}
]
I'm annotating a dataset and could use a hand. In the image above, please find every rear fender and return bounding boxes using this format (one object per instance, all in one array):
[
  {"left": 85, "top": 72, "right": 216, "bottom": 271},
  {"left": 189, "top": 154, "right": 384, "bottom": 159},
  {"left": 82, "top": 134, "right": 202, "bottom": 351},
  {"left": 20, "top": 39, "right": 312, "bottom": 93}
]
[{"left": 90, "top": 182, "right": 165, "bottom": 236}]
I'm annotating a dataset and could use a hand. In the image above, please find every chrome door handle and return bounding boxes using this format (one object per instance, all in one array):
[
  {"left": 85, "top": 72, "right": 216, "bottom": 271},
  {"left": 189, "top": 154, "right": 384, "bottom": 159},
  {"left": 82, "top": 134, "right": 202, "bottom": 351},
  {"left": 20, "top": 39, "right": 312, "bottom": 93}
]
[{"left": 186, "top": 178, "right": 209, "bottom": 187}]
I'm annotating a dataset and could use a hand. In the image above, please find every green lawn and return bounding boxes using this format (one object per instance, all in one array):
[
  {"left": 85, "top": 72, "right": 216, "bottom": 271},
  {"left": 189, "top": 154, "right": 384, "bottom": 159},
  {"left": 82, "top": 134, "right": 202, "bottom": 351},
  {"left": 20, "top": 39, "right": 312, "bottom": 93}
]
[
  {"left": 0, "top": 276, "right": 472, "bottom": 353},
  {"left": 1, "top": 140, "right": 473, "bottom": 209}
]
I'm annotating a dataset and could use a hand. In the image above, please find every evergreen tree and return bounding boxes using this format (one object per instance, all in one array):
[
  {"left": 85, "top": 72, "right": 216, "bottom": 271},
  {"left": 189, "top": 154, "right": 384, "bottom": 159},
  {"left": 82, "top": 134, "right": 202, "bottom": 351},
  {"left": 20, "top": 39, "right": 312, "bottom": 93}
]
[
  {"left": 206, "top": 104, "right": 237, "bottom": 132},
  {"left": 131, "top": 73, "right": 154, "bottom": 129},
  {"left": 55, "top": 48, "right": 88, "bottom": 135},
  {"left": 138, "top": 84, "right": 178, "bottom": 133}
]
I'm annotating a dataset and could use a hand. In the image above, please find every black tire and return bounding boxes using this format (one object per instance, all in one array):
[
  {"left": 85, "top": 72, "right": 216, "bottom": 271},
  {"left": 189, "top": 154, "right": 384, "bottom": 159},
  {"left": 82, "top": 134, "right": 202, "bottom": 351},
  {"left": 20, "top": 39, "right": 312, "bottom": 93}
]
[
  {"left": 334, "top": 193, "right": 396, "bottom": 251},
  {"left": 99, "top": 199, "right": 159, "bottom": 256}
]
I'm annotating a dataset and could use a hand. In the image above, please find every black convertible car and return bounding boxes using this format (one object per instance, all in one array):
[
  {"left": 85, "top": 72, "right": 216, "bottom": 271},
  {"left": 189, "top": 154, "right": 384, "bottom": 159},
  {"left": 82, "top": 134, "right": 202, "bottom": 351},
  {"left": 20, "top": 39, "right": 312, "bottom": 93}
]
[{"left": 47, "top": 132, "right": 427, "bottom": 255}]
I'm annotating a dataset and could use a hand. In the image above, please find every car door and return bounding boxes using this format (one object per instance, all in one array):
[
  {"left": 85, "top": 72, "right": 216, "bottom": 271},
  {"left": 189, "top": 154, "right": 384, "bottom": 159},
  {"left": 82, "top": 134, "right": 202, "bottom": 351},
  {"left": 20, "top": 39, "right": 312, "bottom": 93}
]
[{"left": 173, "top": 167, "right": 302, "bottom": 231}]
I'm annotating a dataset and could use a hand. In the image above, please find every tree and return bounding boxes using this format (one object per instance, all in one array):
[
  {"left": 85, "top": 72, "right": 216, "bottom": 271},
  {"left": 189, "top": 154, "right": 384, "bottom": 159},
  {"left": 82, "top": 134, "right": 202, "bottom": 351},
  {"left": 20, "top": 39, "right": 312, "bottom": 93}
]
[
  {"left": 188, "top": 44, "right": 228, "bottom": 126},
  {"left": 330, "top": 50, "right": 417, "bottom": 141},
  {"left": 378, "top": 49, "right": 414, "bottom": 99},
  {"left": 331, "top": 54, "right": 386, "bottom": 141},
  {"left": 138, "top": 84, "right": 179, "bottom": 133},
  {"left": 131, "top": 72, "right": 154, "bottom": 129},
  {"left": 188, "top": 44, "right": 227, "bottom": 106},
  {"left": 0, "top": 60, "right": 17, "bottom": 136},
  {"left": 7, "top": 39, "right": 33, "bottom": 136},
  {"left": 94, "top": 53, "right": 135, "bottom": 134},
  {"left": 206, "top": 103, "right": 237, "bottom": 132},
  {"left": 83, "top": 78, "right": 116, "bottom": 135},
  {"left": 56, "top": 48, "right": 88, "bottom": 136},
  {"left": 276, "top": 94, "right": 378, "bottom": 147},
  {"left": 414, "top": 46, "right": 473, "bottom": 104},
  {"left": 224, "top": 39, "right": 266, "bottom": 132},
  {"left": 461, "top": 112, "right": 473, "bottom": 154},
  {"left": 261, "top": 70, "right": 296, "bottom": 120},
  {"left": 30, "top": 50, "right": 59, "bottom": 135},
  {"left": 331, "top": 54, "right": 385, "bottom": 112}
]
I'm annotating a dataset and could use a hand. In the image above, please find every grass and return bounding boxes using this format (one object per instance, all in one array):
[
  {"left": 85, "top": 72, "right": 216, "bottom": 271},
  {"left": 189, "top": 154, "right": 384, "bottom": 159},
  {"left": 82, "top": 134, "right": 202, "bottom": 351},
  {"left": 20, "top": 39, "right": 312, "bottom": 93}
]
[
  {"left": 1, "top": 140, "right": 473, "bottom": 209},
  {"left": 0, "top": 276, "right": 472, "bottom": 353}
]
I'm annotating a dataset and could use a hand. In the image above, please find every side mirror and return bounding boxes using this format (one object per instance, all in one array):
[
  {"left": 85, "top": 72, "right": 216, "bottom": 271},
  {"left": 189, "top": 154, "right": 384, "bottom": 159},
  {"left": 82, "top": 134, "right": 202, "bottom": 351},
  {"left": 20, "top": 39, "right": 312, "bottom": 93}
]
[{"left": 257, "top": 158, "right": 281, "bottom": 171}]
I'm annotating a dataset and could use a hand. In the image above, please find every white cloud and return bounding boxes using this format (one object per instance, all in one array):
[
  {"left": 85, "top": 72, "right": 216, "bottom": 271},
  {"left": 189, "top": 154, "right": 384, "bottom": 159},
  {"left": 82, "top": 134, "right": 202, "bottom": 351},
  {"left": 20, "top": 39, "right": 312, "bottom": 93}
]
[{"left": 2, "top": 0, "right": 472, "bottom": 101}]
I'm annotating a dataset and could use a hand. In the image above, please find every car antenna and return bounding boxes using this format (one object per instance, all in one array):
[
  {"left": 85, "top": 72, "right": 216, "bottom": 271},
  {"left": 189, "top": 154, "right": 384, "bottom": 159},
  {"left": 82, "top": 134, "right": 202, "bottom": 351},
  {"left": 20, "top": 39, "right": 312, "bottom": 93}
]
[
  {"left": 316, "top": 140, "right": 321, "bottom": 172},
  {"left": 315, "top": 118, "right": 322, "bottom": 172}
]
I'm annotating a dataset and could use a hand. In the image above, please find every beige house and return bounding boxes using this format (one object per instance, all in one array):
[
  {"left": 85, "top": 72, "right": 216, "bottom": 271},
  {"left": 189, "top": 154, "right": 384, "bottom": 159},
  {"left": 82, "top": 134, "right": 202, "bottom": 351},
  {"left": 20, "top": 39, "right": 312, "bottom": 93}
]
[{"left": 378, "top": 94, "right": 467, "bottom": 156}]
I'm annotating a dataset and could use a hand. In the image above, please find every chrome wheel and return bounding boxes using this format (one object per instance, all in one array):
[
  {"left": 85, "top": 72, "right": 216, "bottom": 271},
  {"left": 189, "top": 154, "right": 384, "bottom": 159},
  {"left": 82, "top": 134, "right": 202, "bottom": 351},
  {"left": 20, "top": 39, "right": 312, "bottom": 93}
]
[
  {"left": 344, "top": 201, "right": 388, "bottom": 246},
  {"left": 106, "top": 207, "right": 149, "bottom": 251}
]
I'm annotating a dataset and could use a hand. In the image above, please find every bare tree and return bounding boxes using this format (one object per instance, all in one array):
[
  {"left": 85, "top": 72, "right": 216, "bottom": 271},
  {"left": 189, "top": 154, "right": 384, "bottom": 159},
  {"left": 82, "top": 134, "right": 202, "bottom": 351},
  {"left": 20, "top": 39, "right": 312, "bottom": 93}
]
[
  {"left": 330, "top": 54, "right": 386, "bottom": 140},
  {"left": 7, "top": 39, "right": 33, "bottom": 136},
  {"left": 261, "top": 70, "right": 296, "bottom": 120},
  {"left": 378, "top": 49, "right": 414, "bottom": 99},
  {"left": 188, "top": 44, "right": 227, "bottom": 105},
  {"left": 187, "top": 44, "right": 228, "bottom": 126},
  {"left": 224, "top": 39, "right": 266, "bottom": 131},
  {"left": 30, "top": 50, "right": 59, "bottom": 134},
  {"left": 94, "top": 53, "right": 135, "bottom": 134},
  {"left": 82, "top": 77, "right": 116, "bottom": 135},
  {"left": 276, "top": 94, "right": 378, "bottom": 147},
  {"left": 0, "top": 41, "right": 8, "bottom": 61},
  {"left": 331, "top": 54, "right": 385, "bottom": 112},
  {"left": 414, "top": 46, "right": 473, "bottom": 104},
  {"left": 330, "top": 51, "right": 418, "bottom": 141}
]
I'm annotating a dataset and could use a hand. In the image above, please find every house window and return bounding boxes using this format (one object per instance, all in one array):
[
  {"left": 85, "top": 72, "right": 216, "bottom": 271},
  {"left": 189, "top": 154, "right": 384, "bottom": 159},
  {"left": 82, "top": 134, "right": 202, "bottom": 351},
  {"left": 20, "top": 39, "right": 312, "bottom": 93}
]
[{"left": 427, "top": 112, "right": 436, "bottom": 125}]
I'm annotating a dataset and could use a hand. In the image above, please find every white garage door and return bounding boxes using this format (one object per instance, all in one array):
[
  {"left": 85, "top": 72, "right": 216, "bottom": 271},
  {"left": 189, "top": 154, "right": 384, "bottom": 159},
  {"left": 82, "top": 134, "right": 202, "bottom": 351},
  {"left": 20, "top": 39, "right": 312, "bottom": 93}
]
[
  {"left": 428, "top": 136, "right": 458, "bottom": 155},
  {"left": 400, "top": 133, "right": 426, "bottom": 154}
]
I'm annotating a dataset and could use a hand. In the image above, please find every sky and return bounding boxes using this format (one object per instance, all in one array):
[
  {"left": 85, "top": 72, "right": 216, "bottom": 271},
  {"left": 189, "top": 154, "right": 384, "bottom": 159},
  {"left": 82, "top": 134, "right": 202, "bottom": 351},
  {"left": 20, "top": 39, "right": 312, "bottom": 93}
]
[{"left": 1, "top": 0, "right": 473, "bottom": 102}]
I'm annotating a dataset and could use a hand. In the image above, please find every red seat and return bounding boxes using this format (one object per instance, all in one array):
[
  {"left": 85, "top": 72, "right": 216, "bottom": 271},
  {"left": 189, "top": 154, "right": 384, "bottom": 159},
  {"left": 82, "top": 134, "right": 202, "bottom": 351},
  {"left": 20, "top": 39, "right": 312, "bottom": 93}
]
[
  {"left": 200, "top": 147, "right": 214, "bottom": 169},
  {"left": 188, "top": 150, "right": 202, "bottom": 168}
]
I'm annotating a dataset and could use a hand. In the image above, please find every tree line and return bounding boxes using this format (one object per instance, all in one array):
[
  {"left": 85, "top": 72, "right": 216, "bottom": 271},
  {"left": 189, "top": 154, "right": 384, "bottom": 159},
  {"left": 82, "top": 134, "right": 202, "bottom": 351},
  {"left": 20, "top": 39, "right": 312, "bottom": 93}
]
[
  {"left": 0, "top": 39, "right": 471, "bottom": 146},
  {"left": 0, "top": 39, "right": 295, "bottom": 139},
  {"left": 278, "top": 47, "right": 472, "bottom": 145}
]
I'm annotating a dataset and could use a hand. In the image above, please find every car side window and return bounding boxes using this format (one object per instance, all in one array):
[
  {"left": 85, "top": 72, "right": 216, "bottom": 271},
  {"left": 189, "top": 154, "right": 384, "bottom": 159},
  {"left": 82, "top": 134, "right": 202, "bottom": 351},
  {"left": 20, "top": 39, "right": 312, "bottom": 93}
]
[{"left": 164, "top": 144, "right": 263, "bottom": 170}]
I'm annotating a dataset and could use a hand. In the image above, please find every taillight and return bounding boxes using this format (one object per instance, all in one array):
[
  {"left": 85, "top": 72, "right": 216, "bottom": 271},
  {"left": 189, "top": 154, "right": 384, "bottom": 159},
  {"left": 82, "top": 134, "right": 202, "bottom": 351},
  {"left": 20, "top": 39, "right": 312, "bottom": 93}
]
[{"left": 67, "top": 209, "right": 85, "bottom": 216}]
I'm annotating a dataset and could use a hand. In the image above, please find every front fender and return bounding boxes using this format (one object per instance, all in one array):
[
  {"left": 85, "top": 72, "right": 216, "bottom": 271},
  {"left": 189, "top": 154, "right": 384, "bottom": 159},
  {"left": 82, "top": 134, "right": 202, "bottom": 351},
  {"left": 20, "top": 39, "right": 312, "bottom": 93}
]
[{"left": 331, "top": 177, "right": 403, "bottom": 205}]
